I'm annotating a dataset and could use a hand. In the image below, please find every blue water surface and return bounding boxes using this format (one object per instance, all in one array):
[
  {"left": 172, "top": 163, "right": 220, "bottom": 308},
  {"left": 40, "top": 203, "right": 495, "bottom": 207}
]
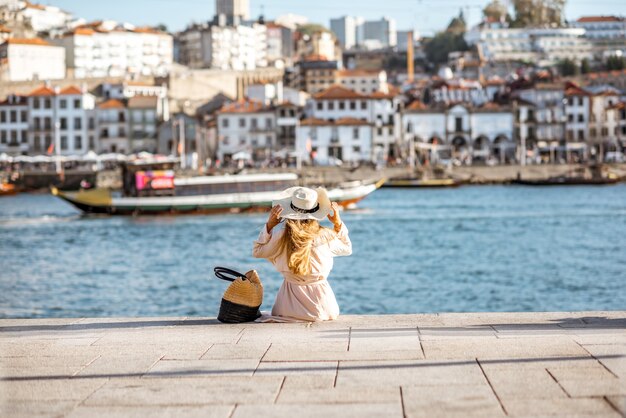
[{"left": 1, "top": 185, "right": 625, "bottom": 318}]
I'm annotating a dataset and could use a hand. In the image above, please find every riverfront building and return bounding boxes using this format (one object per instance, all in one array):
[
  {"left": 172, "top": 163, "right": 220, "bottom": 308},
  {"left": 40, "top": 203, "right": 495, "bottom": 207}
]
[{"left": 0, "top": 38, "right": 65, "bottom": 81}]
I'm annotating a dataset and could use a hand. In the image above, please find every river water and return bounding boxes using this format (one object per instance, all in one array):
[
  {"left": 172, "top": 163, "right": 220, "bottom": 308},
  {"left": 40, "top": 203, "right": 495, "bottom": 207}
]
[{"left": 1, "top": 185, "right": 625, "bottom": 318}]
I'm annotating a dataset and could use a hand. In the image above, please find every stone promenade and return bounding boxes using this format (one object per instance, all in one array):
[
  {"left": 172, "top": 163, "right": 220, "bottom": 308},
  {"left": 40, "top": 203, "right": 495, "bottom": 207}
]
[{"left": 1, "top": 312, "right": 625, "bottom": 418}]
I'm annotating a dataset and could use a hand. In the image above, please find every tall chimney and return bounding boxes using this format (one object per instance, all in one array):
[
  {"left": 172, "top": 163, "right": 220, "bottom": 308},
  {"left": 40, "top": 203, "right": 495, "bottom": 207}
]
[{"left": 407, "top": 31, "right": 414, "bottom": 83}]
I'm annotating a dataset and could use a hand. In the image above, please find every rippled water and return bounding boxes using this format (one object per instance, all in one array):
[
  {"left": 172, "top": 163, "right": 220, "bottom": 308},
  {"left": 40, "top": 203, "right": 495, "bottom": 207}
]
[{"left": 1, "top": 185, "right": 625, "bottom": 318}]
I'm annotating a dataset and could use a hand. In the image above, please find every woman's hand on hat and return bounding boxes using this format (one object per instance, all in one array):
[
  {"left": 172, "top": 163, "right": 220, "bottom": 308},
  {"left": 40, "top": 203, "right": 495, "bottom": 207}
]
[
  {"left": 327, "top": 202, "right": 342, "bottom": 232},
  {"left": 266, "top": 205, "right": 283, "bottom": 233}
]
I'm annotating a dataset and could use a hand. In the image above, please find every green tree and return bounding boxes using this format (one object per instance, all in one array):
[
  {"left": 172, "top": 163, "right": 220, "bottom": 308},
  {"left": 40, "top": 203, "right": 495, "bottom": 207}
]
[
  {"left": 447, "top": 10, "right": 466, "bottom": 35},
  {"left": 424, "top": 32, "right": 469, "bottom": 65},
  {"left": 511, "top": 0, "right": 566, "bottom": 27},
  {"left": 483, "top": 0, "right": 508, "bottom": 22},
  {"left": 606, "top": 56, "right": 626, "bottom": 71},
  {"left": 580, "top": 58, "right": 590, "bottom": 74},
  {"left": 156, "top": 23, "right": 168, "bottom": 33},
  {"left": 557, "top": 59, "right": 579, "bottom": 76}
]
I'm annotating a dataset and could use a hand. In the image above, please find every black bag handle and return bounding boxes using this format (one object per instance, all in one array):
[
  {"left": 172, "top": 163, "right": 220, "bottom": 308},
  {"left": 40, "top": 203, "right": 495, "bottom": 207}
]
[{"left": 214, "top": 266, "right": 247, "bottom": 282}]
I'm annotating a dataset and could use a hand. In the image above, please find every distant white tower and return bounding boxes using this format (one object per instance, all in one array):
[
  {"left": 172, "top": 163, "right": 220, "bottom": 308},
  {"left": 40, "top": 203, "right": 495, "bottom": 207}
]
[{"left": 216, "top": 0, "right": 250, "bottom": 21}]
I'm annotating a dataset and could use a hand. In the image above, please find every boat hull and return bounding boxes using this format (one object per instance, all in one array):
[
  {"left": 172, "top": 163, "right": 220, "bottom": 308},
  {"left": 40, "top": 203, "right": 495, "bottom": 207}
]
[
  {"left": 383, "top": 178, "right": 462, "bottom": 188},
  {"left": 511, "top": 178, "right": 620, "bottom": 186},
  {"left": 52, "top": 180, "right": 383, "bottom": 216}
]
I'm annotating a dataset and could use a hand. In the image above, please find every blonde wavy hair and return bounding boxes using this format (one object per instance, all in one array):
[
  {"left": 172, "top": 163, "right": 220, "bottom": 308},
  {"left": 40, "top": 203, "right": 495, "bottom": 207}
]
[{"left": 278, "top": 219, "right": 331, "bottom": 275}]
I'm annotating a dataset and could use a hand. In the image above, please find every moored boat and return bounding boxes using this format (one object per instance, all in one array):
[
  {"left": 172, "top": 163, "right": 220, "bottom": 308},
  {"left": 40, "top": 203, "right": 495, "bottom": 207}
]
[
  {"left": 0, "top": 182, "right": 17, "bottom": 196},
  {"left": 383, "top": 177, "right": 462, "bottom": 188},
  {"left": 51, "top": 172, "right": 385, "bottom": 215},
  {"left": 511, "top": 165, "right": 621, "bottom": 186}
]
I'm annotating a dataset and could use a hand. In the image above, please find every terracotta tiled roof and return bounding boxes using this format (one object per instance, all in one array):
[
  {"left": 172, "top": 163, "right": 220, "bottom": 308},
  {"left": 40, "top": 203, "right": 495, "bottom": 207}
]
[
  {"left": 3, "top": 38, "right": 51, "bottom": 46},
  {"left": 218, "top": 99, "right": 268, "bottom": 114},
  {"left": 128, "top": 95, "right": 159, "bottom": 108},
  {"left": 302, "top": 54, "right": 328, "bottom": 62},
  {"left": 300, "top": 117, "right": 370, "bottom": 126},
  {"left": 336, "top": 69, "right": 383, "bottom": 77},
  {"left": 98, "top": 99, "right": 126, "bottom": 109},
  {"left": 577, "top": 16, "right": 623, "bottom": 23},
  {"left": 133, "top": 26, "right": 166, "bottom": 35},
  {"left": 72, "top": 28, "right": 95, "bottom": 36},
  {"left": 59, "top": 86, "right": 83, "bottom": 95},
  {"left": 405, "top": 101, "right": 428, "bottom": 111},
  {"left": 564, "top": 86, "right": 590, "bottom": 96},
  {"left": 23, "top": 1, "right": 46, "bottom": 10},
  {"left": 27, "top": 85, "right": 56, "bottom": 97},
  {"left": 313, "top": 85, "right": 365, "bottom": 100},
  {"left": 0, "top": 95, "right": 28, "bottom": 106},
  {"left": 0, "top": 25, "right": 11, "bottom": 33}
]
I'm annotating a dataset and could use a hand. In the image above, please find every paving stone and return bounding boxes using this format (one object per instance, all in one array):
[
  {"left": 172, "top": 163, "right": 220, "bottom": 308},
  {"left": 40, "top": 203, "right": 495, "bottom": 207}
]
[
  {"left": 606, "top": 396, "right": 626, "bottom": 415},
  {"left": 255, "top": 361, "right": 338, "bottom": 376},
  {"left": 335, "top": 360, "right": 485, "bottom": 387},
  {"left": 401, "top": 384, "right": 504, "bottom": 417},
  {"left": 232, "top": 403, "right": 404, "bottom": 418},
  {"left": 348, "top": 328, "right": 421, "bottom": 352},
  {"left": 281, "top": 375, "right": 336, "bottom": 390},
  {"left": 65, "top": 405, "right": 235, "bottom": 418},
  {"left": 502, "top": 397, "right": 620, "bottom": 417},
  {"left": 263, "top": 342, "right": 423, "bottom": 361},
  {"left": 144, "top": 359, "right": 260, "bottom": 378},
  {"left": 482, "top": 368, "right": 569, "bottom": 399},
  {"left": 547, "top": 364, "right": 617, "bottom": 381},
  {"left": 277, "top": 386, "right": 401, "bottom": 404},
  {"left": 85, "top": 377, "right": 283, "bottom": 406},
  {"left": 0, "top": 400, "right": 79, "bottom": 418},
  {"left": 0, "top": 378, "right": 107, "bottom": 401},
  {"left": 423, "top": 336, "right": 589, "bottom": 360},
  {"left": 0, "top": 354, "right": 100, "bottom": 378},
  {"left": 557, "top": 377, "right": 626, "bottom": 397},
  {"left": 201, "top": 343, "right": 271, "bottom": 360},
  {"left": 76, "top": 354, "right": 163, "bottom": 377}
]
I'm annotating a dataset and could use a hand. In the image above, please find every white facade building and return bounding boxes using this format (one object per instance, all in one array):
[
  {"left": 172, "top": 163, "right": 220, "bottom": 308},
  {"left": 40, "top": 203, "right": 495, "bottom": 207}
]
[
  {"left": 336, "top": 69, "right": 388, "bottom": 94},
  {"left": 515, "top": 84, "right": 566, "bottom": 144},
  {"left": 26, "top": 85, "right": 97, "bottom": 156},
  {"left": 0, "top": 94, "right": 28, "bottom": 155},
  {"left": 96, "top": 98, "right": 128, "bottom": 154},
  {"left": 465, "top": 25, "right": 593, "bottom": 66},
  {"left": 573, "top": 16, "right": 626, "bottom": 39},
  {"left": 564, "top": 84, "right": 590, "bottom": 143},
  {"left": 0, "top": 38, "right": 65, "bottom": 81},
  {"left": 308, "top": 85, "right": 401, "bottom": 159},
  {"left": 18, "top": 2, "right": 72, "bottom": 33},
  {"left": 296, "top": 118, "right": 372, "bottom": 163},
  {"left": 402, "top": 101, "right": 515, "bottom": 164},
  {"left": 53, "top": 24, "right": 173, "bottom": 78},
  {"left": 216, "top": 99, "right": 276, "bottom": 160}
]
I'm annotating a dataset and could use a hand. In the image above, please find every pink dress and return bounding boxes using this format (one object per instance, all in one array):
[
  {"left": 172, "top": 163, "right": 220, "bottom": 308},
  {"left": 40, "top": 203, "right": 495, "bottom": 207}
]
[{"left": 252, "top": 223, "right": 352, "bottom": 321}]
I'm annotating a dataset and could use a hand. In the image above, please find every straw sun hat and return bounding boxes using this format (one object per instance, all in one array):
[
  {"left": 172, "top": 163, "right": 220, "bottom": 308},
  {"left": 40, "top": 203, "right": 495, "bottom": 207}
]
[{"left": 272, "top": 187, "right": 332, "bottom": 221}]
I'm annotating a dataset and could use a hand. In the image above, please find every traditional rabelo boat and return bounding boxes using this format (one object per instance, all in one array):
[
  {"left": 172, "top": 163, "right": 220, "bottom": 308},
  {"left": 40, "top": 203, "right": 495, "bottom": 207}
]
[
  {"left": 51, "top": 161, "right": 384, "bottom": 215},
  {"left": 383, "top": 177, "right": 462, "bottom": 188},
  {"left": 511, "top": 165, "right": 621, "bottom": 186}
]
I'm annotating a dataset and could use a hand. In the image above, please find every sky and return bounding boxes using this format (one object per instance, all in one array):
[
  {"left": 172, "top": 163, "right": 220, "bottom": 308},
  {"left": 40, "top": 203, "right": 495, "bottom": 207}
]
[{"left": 47, "top": 0, "right": 625, "bottom": 36}]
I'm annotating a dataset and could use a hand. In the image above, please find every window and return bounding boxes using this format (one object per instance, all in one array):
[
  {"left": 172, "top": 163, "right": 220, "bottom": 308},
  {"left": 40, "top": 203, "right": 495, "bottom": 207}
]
[
  {"left": 60, "top": 118, "right": 67, "bottom": 130},
  {"left": 75, "top": 135, "right": 82, "bottom": 149},
  {"left": 89, "top": 136, "right": 95, "bottom": 149},
  {"left": 74, "top": 99, "right": 81, "bottom": 108},
  {"left": 266, "top": 118, "right": 272, "bottom": 129},
  {"left": 578, "top": 130, "right": 584, "bottom": 141},
  {"left": 567, "top": 114, "right": 573, "bottom": 122},
  {"left": 353, "top": 128, "right": 359, "bottom": 139},
  {"left": 120, "top": 128, "right": 126, "bottom": 137},
  {"left": 34, "top": 118, "right": 41, "bottom": 130},
  {"left": 455, "top": 117, "right": 463, "bottom": 132},
  {"left": 361, "top": 101, "right": 367, "bottom": 110},
  {"left": 21, "top": 130, "right": 26, "bottom": 143},
  {"left": 339, "top": 101, "right": 345, "bottom": 110},
  {"left": 377, "top": 127, "right": 382, "bottom": 135},
  {"left": 44, "top": 117, "right": 51, "bottom": 130},
  {"left": 350, "top": 101, "right": 356, "bottom": 110},
  {"left": 0, "top": 111, "right": 5, "bottom": 123},
  {"left": 266, "top": 135, "right": 271, "bottom": 145},
  {"left": 578, "top": 114, "right": 584, "bottom": 122},
  {"left": 239, "top": 118, "right": 246, "bottom": 128},
  {"left": 222, "top": 118, "right": 229, "bottom": 128},
  {"left": 33, "top": 99, "right": 40, "bottom": 110},
  {"left": 61, "top": 136, "right": 68, "bottom": 150},
  {"left": 44, "top": 135, "right": 51, "bottom": 149},
  {"left": 568, "top": 97, "right": 573, "bottom": 106},
  {"left": 0, "top": 131, "right": 5, "bottom": 143},
  {"left": 251, "top": 118, "right": 257, "bottom": 129},
  {"left": 328, "top": 101, "right": 334, "bottom": 110},
  {"left": 60, "top": 99, "right": 67, "bottom": 109},
  {"left": 353, "top": 145, "right": 361, "bottom": 153},
  {"left": 10, "top": 111, "right": 16, "bottom": 122},
  {"left": 578, "top": 97, "right": 584, "bottom": 106},
  {"left": 74, "top": 117, "right": 82, "bottom": 129},
  {"left": 44, "top": 99, "right": 51, "bottom": 109},
  {"left": 590, "top": 128, "right": 597, "bottom": 137},
  {"left": 34, "top": 136, "right": 41, "bottom": 151},
  {"left": 10, "top": 131, "right": 17, "bottom": 143},
  {"left": 20, "top": 111, "right": 27, "bottom": 122},
  {"left": 89, "top": 118, "right": 95, "bottom": 129},
  {"left": 223, "top": 136, "right": 229, "bottom": 145},
  {"left": 388, "top": 126, "right": 393, "bottom": 135},
  {"left": 317, "top": 102, "right": 323, "bottom": 111}
]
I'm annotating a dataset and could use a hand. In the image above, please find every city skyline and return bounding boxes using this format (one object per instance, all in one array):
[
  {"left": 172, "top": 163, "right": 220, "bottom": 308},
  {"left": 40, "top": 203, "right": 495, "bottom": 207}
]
[{"left": 46, "top": 0, "right": 625, "bottom": 36}]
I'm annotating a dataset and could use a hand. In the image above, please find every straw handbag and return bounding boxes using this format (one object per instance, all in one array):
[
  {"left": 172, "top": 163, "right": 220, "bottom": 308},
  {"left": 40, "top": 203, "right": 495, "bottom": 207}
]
[{"left": 214, "top": 267, "right": 263, "bottom": 323}]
